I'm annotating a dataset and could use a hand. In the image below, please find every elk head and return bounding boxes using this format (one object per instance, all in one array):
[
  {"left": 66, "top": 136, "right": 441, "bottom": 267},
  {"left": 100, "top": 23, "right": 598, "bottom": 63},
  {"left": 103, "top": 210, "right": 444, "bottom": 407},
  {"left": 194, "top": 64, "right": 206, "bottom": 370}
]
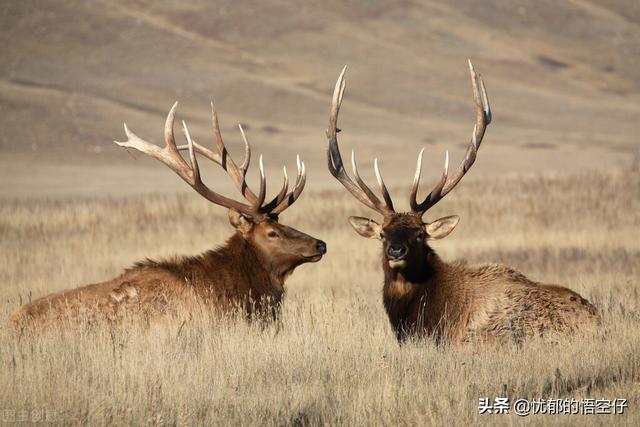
[
  {"left": 115, "top": 102, "right": 326, "bottom": 276},
  {"left": 325, "top": 61, "right": 491, "bottom": 277}
]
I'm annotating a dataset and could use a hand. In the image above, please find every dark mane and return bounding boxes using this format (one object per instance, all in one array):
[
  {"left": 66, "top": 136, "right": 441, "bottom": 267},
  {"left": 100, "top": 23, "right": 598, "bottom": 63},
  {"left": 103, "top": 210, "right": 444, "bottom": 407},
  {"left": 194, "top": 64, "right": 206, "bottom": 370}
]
[
  {"left": 129, "top": 251, "right": 215, "bottom": 276},
  {"left": 125, "top": 233, "right": 253, "bottom": 277}
]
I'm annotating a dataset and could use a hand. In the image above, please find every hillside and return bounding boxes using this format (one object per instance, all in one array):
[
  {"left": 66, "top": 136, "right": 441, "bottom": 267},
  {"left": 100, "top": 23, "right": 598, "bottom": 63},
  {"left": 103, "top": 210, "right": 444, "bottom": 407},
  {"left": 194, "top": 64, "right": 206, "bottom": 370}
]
[{"left": 1, "top": 0, "right": 639, "bottom": 197}]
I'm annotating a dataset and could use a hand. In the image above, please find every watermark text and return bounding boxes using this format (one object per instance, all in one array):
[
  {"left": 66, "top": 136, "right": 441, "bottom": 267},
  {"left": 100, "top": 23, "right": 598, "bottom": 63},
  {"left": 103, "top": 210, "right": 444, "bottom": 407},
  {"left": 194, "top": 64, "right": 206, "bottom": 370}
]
[{"left": 478, "top": 397, "right": 628, "bottom": 416}]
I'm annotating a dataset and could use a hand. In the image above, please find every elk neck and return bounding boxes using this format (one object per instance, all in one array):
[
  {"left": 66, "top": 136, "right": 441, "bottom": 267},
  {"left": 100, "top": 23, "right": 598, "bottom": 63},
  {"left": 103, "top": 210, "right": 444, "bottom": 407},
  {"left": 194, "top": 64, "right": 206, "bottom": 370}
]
[
  {"left": 222, "top": 232, "right": 281, "bottom": 287},
  {"left": 381, "top": 247, "right": 452, "bottom": 309},
  {"left": 382, "top": 246, "right": 443, "bottom": 286},
  {"left": 240, "top": 232, "right": 301, "bottom": 290},
  {"left": 382, "top": 247, "right": 461, "bottom": 341}
]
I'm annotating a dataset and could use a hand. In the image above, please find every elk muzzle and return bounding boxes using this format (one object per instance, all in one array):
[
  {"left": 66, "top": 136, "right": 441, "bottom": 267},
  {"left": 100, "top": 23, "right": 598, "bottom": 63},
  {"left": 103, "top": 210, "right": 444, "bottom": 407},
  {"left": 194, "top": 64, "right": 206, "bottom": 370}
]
[
  {"left": 386, "top": 243, "right": 408, "bottom": 268},
  {"left": 316, "top": 240, "right": 327, "bottom": 255},
  {"left": 299, "top": 238, "right": 325, "bottom": 261}
]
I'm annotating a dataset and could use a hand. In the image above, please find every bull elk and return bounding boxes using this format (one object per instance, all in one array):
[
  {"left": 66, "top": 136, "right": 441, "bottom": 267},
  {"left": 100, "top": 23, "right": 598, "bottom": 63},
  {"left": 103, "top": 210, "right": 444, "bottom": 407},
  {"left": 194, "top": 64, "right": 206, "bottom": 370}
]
[
  {"left": 325, "top": 62, "right": 600, "bottom": 343},
  {"left": 11, "top": 102, "right": 326, "bottom": 328}
]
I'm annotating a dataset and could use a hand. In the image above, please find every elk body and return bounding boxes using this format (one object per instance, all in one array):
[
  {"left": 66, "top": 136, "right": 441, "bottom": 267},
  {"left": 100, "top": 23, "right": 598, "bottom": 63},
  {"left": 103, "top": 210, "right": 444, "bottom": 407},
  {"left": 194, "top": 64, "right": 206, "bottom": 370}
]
[
  {"left": 325, "top": 62, "right": 600, "bottom": 343},
  {"left": 11, "top": 103, "right": 326, "bottom": 328}
]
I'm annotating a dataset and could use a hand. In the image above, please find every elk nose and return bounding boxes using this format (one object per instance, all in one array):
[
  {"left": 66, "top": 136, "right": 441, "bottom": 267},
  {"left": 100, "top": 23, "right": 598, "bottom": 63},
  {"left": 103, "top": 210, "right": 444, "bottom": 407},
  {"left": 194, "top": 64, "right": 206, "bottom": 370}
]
[
  {"left": 387, "top": 243, "right": 407, "bottom": 259},
  {"left": 316, "top": 240, "right": 327, "bottom": 254}
]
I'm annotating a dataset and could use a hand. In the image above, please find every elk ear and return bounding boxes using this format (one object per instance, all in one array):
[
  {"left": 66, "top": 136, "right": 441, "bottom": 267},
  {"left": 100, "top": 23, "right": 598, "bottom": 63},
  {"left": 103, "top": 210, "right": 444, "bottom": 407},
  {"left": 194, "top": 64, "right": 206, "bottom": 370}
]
[
  {"left": 348, "top": 216, "right": 382, "bottom": 239},
  {"left": 424, "top": 215, "right": 459, "bottom": 240},
  {"left": 228, "top": 209, "right": 254, "bottom": 235}
]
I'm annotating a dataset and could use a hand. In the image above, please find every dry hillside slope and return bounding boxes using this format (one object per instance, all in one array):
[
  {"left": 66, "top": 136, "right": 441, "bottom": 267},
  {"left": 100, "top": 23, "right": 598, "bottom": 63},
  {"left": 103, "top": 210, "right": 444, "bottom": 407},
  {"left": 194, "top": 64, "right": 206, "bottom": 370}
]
[{"left": 0, "top": 1, "right": 638, "bottom": 198}]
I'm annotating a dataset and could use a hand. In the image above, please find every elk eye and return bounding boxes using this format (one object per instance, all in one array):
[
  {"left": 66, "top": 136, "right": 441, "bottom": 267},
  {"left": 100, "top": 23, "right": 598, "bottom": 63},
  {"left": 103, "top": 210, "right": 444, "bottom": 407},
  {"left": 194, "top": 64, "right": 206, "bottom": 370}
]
[{"left": 267, "top": 231, "right": 279, "bottom": 238}]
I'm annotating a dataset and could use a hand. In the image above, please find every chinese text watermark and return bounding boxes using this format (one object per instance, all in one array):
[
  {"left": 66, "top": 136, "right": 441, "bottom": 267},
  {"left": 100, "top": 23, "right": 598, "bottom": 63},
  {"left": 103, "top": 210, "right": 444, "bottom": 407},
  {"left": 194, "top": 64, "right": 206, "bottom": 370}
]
[
  {"left": 0, "top": 409, "right": 57, "bottom": 423},
  {"left": 478, "top": 397, "right": 628, "bottom": 416}
]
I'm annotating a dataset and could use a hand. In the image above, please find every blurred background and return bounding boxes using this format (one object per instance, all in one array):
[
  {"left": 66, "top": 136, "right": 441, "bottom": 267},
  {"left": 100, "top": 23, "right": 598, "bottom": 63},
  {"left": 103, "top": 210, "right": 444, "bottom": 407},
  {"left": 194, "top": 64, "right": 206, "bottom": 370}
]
[{"left": 1, "top": 0, "right": 638, "bottom": 201}]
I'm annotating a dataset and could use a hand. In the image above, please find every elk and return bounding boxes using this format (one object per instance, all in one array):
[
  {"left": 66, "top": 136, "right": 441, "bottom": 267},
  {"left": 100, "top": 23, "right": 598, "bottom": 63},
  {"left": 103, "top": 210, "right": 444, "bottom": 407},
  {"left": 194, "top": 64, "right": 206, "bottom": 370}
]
[
  {"left": 11, "top": 102, "right": 326, "bottom": 328},
  {"left": 325, "top": 62, "right": 600, "bottom": 343}
]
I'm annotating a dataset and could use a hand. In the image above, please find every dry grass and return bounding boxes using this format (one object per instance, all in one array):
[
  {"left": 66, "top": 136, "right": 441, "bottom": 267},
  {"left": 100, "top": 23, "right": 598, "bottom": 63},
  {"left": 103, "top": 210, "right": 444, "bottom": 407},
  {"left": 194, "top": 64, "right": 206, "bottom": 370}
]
[
  {"left": 2, "top": 1, "right": 639, "bottom": 424},
  {"left": 1, "top": 167, "right": 639, "bottom": 425}
]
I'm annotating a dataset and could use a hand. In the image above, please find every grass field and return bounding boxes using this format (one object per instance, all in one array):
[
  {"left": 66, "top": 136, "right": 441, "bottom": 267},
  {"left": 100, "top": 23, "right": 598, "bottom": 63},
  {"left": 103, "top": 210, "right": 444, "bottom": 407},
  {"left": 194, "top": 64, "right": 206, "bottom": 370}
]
[
  {"left": 2, "top": 1, "right": 640, "bottom": 424},
  {"left": 1, "top": 165, "right": 638, "bottom": 425}
]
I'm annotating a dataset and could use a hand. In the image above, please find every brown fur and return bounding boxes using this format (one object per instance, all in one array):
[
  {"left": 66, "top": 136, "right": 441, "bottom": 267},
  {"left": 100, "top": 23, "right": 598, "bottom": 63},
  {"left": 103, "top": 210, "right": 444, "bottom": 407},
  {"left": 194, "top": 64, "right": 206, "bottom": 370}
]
[
  {"left": 11, "top": 214, "right": 326, "bottom": 329},
  {"left": 356, "top": 213, "right": 600, "bottom": 343}
]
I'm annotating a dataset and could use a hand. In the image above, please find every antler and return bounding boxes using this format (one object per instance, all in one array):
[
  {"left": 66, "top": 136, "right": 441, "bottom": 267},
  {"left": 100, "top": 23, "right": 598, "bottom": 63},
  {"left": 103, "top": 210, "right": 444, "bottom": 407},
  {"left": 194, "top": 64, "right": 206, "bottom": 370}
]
[
  {"left": 325, "top": 60, "right": 491, "bottom": 218},
  {"left": 325, "top": 66, "right": 395, "bottom": 215},
  {"left": 271, "top": 155, "right": 307, "bottom": 214},
  {"left": 115, "top": 102, "right": 306, "bottom": 217},
  {"left": 410, "top": 60, "right": 491, "bottom": 214}
]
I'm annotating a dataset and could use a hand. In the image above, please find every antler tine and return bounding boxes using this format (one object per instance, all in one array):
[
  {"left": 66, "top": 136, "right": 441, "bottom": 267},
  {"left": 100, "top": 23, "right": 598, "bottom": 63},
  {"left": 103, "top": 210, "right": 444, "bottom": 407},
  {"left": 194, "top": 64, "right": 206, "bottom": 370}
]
[
  {"left": 164, "top": 102, "right": 180, "bottom": 156},
  {"left": 276, "top": 166, "right": 289, "bottom": 205},
  {"left": 350, "top": 150, "right": 387, "bottom": 209},
  {"left": 326, "top": 66, "right": 347, "bottom": 176},
  {"left": 173, "top": 106, "right": 251, "bottom": 185},
  {"left": 374, "top": 158, "right": 394, "bottom": 212},
  {"left": 255, "top": 155, "right": 267, "bottom": 210},
  {"left": 410, "top": 150, "right": 449, "bottom": 211},
  {"left": 325, "top": 66, "right": 394, "bottom": 215},
  {"left": 171, "top": 102, "right": 224, "bottom": 164},
  {"left": 181, "top": 120, "right": 201, "bottom": 183},
  {"left": 411, "top": 60, "right": 491, "bottom": 214},
  {"left": 175, "top": 140, "right": 222, "bottom": 163},
  {"left": 174, "top": 118, "right": 252, "bottom": 181},
  {"left": 260, "top": 166, "right": 289, "bottom": 213},
  {"left": 409, "top": 148, "right": 425, "bottom": 211},
  {"left": 116, "top": 102, "right": 190, "bottom": 176},
  {"left": 272, "top": 155, "right": 306, "bottom": 214},
  {"left": 115, "top": 103, "right": 257, "bottom": 217},
  {"left": 240, "top": 125, "right": 308, "bottom": 215},
  {"left": 479, "top": 70, "right": 492, "bottom": 126},
  {"left": 237, "top": 124, "right": 252, "bottom": 174},
  {"left": 210, "top": 103, "right": 258, "bottom": 202}
]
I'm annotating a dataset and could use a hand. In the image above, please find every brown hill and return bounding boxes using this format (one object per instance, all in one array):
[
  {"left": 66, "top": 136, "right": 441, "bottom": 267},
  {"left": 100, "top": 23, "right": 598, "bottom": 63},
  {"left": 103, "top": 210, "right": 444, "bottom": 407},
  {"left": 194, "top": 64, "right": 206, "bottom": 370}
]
[{"left": 1, "top": 0, "right": 638, "bottom": 198}]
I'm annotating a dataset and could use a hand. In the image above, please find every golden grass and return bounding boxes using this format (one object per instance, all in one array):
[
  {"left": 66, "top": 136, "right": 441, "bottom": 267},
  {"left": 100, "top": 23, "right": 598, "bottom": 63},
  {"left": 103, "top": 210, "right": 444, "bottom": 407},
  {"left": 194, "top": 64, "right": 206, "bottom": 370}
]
[{"left": 1, "top": 167, "right": 639, "bottom": 425}]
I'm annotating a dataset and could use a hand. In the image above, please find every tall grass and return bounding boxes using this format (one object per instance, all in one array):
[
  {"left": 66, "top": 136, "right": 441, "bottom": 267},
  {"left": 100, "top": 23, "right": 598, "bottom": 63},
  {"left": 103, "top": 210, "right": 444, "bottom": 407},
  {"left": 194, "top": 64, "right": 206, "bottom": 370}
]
[{"left": 1, "top": 168, "right": 638, "bottom": 425}]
